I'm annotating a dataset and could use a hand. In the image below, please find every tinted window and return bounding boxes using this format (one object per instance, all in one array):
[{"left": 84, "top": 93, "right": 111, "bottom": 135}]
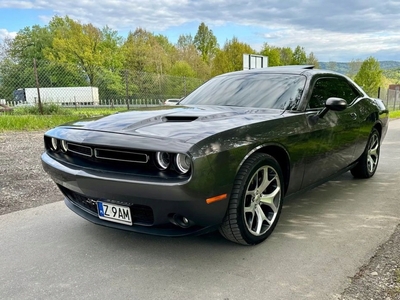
[
  {"left": 180, "top": 73, "right": 306, "bottom": 110},
  {"left": 308, "top": 77, "right": 361, "bottom": 109}
]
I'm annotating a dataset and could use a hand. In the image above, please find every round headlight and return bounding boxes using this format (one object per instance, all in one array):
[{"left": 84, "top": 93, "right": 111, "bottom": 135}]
[
  {"left": 156, "top": 152, "right": 171, "bottom": 170},
  {"left": 175, "top": 153, "right": 191, "bottom": 174},
  {"left": 50, "top": 138, "right": 58, "bottom": 151},
  {"left": 60, "top": 140, "right": 68, "bottom": 152}
]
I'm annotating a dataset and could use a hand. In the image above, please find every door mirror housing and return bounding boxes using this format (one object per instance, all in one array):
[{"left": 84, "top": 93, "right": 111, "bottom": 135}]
[
  {"left": 318, "top": 97, "right": 347, "bottom": 119},
  {"left": 308, "top": 97, "right": 348, "bottom": 125},
  {"left": 325, "top": 97, "right": 347, "bottom": 112}
]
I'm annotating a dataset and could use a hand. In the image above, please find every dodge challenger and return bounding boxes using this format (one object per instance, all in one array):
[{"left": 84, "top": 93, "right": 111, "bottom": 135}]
[{"left": 42, "top": 66, "right": 389, "bottom": 245}]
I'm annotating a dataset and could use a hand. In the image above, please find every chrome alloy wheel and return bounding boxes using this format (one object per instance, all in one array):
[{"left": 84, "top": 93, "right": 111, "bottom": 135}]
[
  {"left": 243, "top": 165, "right": 282, "bottom": 236},
  {"left": 367, "top": 132, "right": 379, "bottom": 173}
]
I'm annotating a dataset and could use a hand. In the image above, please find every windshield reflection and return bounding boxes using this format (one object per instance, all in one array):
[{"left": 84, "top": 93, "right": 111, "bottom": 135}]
[{"left": 181, "top": 73, "right": 306, "bottom": 110}]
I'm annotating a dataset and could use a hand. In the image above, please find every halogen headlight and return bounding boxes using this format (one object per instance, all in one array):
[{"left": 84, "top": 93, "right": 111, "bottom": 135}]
[
  {"left": 175, "top": 153, "right": 191, "bottom": 174},
  {"left": 156, "top": 152, "right": 170, "bottom": 170},
  {"left": 50, "top": 138, "right": 58, "bottom": 151},
  {"left": 60, "top": 140, "right": 68, "bottom": 152}
]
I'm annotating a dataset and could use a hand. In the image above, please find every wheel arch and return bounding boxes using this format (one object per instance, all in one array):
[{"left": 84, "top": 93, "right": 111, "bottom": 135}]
[
  {"left": 238, "top": 144, "right": 291, "bottom": 195},
  {"left": 373, "top": 121, "right": 382, "bottom": 137}
]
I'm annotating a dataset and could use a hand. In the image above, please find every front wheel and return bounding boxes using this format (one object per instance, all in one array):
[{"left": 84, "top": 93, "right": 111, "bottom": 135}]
[
  {"left": 351, "top": 128, "right": 380, "bottom": 179},
  {"left": 219, "top": 153, "right": 284, "bottom": 245}
]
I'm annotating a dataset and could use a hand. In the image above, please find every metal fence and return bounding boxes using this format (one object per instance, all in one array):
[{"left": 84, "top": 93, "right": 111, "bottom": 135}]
[
  {"left": 379, "top": 87, "right": 400, "bottom": 111},
  {"left": 0, "top": 59, "right": 204, "bottom": 108},
  {"left": 1, "top": 59, "right": 399, "bottom": 111}
]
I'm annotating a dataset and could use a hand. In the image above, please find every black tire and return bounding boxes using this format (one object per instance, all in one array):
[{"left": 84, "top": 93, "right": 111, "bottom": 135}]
[
  {"left": 219, "top": 153, "right": 284, "bottom": 245},
  {"left": 351, "top": 128, "right": 380, "bottom": 179}
]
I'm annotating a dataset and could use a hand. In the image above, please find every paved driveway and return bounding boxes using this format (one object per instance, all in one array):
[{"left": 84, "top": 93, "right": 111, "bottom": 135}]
[{"left": 1, "top": 120, "right": 399, "bottom": 300}]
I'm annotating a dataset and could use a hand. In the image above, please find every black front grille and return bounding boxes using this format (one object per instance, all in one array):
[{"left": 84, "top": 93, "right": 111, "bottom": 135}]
[
  {"left": 67, "top": 143, "right": 92, "bottom": 157},
  {"left": 94, "top": 148, "right": 148, "bottom": 163},
  {"left": 65, "top": 142, "right": 150, "bottom": 164},
  {"left": 58, "top": 185, "right": 154, "bottom": 225}
]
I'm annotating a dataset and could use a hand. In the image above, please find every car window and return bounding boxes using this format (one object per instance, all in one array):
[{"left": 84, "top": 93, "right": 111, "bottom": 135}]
[
  {"left": 308, "top": 77, "right": 361, "bottom": 109},
  {"left": 180, "top": 73, "right": 306, "bottom": 110}
]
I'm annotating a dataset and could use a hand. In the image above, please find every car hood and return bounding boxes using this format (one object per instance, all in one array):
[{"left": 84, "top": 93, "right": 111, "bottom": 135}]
[{"left": 61, "top": 106, "right": 283, "bottom": 143}]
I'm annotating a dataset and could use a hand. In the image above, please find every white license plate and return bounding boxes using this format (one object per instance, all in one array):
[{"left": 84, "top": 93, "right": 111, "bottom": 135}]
[{"left": 97, "top": 201, "right": 132, "bottom": 226}]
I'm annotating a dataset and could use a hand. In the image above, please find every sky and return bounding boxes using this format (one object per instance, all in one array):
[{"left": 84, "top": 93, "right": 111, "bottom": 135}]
[{"left": 0, "top": 0, "right": 399, "bottom": 62}]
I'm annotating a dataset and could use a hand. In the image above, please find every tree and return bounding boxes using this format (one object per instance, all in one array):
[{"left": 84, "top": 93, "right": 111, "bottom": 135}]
[
  {"left": 280, "top": 47, "right": 293, "bottom": 65},
  {"left": 347, "top": 59, "right": 362, "bottom": 78},
  {"left": 176, "top": 34, "right": 210, "bottom": 80},
  {"left": 7, "top": 25, "right": 53, "bottom": 63},
  {"left": 45, "top": 16, "right": 110, "bottom": 86},
  {"left": 100, "top": 26, "right": 124, "bottom": 71},
  {"left": 193, "top": 22, "right": 218, "bottom": 64},
  {"left": 212, "top": 37, "right": 255, "bottom": 76},
  {"left": 259, "top": 43, "right": 281, "bottom": 66},
  {"left": 306, "top": 52, "right": 319, "bottom": 68},
  {"left": 292, "top": 46, "right": 307, "bottom": 65},
  {"left": 354, "top": 56, "right": 383, "bottom": 96},
  {"left": 177, "top": 34, "right": 194, "bottom": 51}
]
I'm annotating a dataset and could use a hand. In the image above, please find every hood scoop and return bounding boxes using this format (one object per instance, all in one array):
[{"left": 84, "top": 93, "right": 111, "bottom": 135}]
[{"left": 162, "top": 116, "right": 199, "bottom": 122}]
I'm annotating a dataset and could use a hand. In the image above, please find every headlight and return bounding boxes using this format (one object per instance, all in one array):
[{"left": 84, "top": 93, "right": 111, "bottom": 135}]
[
  {"left": 60, "top": 140, "right": 68, "bottom": 152},
  {"left": 50, "top": 138, "right": 58, "bottom": 151},
  {"left": 155, "top": 152, "right": 171, "bottom": 170},
  {"left": 175, "top": 153, "right": 191, "bottom": 174}
]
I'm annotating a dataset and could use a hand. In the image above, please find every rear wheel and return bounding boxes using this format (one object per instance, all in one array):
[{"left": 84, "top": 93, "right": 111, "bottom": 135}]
[
  {"left": 351, "top": 128, "right": 380, "bottom": 179},
  {"left": 219, "top": 153, "right": 284, "bottom": 245}
]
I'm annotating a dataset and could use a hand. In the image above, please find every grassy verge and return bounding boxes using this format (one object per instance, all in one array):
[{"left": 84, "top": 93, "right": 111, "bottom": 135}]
[
  {"left": 1, "top": 105, "right": 400, "bottom": 132},
  {"left": 0, "top": 105, "right": 125, "bottom": 131},
  {"left": 0, "top": 115, "right": 80, "bottom": 131},
  {"left": 390, "top": 110, "right": 400, "bottom": 119}
]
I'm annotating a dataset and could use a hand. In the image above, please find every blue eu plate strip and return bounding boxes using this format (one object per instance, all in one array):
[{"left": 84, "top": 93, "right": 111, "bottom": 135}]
[{"left": 97, "top": 202, "right": 105, "bottom": 217}]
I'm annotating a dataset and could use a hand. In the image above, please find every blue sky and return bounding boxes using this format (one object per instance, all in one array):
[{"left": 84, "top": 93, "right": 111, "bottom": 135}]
[{"left": 1, "top": 0, "right": 400, "bottom": 62}]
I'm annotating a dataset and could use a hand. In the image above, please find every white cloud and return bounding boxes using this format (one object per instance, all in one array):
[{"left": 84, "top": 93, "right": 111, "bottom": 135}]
[
  {"left": 0, "top": 29, "right": 17, "bottom": 41},
  {"left": 261, "top": 27, "right": 400, "bottom": 61},
  {"left": 1, "top": 0, "right": 400, "bottom": 61}
]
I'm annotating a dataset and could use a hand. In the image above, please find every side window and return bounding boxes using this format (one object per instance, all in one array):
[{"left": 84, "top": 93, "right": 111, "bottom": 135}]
[
  {"left": 336, "top": 79, "right": 361, "bottom": 104},
  {"left": 308, "top": 78, "right": 336, "bottom": 109},
  {"left": 308, "top": 77, "right": 361, "bottom": 109}
]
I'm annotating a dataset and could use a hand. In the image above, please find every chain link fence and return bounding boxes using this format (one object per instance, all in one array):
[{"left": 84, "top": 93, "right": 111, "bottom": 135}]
[
  {"left": 1, "top": 59, "right": 399, "bottom": 112},
  {"left": 0, "top": 59, "right": 204, "bottom": 108},
  {"left": 379, "top": 87, "right": 400, "bottom": 111}
]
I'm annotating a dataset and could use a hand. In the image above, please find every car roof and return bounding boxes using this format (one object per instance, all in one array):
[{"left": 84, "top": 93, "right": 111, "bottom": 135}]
[{"left": 222, "top": 65, "right": 343, "bottom": 77}]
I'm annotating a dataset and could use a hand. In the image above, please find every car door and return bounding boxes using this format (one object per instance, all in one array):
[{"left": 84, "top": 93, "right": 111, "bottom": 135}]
[{"left": 301, "top": 75, "right": 362, "bottom": 188}]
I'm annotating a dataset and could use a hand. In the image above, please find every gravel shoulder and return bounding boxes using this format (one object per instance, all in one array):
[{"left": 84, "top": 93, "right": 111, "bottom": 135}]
[
  {"left": 0, "top": 130, "right": 399, "bottom": 299},
  {"left": 0, "top": 131, "right": 60, "bottom": 215}
]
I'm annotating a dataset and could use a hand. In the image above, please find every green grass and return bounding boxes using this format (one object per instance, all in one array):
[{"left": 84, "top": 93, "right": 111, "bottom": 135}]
[
  {"left": 390, "top": 110, "right": 400, "bottom": 119},
  {"left": 0, "top": 104, "right": 180, "bottom": 132},
  {"left": 0, "top": 115, "right": 81, "bottom": 131},
  {"left": 1, "top": 106, "right": 400, "bottom": 132}
]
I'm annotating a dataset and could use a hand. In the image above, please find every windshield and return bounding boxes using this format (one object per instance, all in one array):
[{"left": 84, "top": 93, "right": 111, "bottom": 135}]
[{"left": 181, "top": 73, "right": 306, "bottom": 110}]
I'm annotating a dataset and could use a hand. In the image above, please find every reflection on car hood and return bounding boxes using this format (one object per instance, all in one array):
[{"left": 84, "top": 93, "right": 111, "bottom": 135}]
[{"left": 62, "top": 106, "right": 283, "bottom": 143}]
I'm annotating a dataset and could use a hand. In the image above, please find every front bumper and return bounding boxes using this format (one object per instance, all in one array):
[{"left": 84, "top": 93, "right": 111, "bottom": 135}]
[{"left": 42, "top": 152, "right": 230, "bottom": 236}]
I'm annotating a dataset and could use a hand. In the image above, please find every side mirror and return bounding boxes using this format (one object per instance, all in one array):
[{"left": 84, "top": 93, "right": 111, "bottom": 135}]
[
  {"left": 325, "top": 97, "right": 347, "bottom": 112},
  {"left": 318, "top": 97, "right": 347, "bottom": 119},
  {"left": 308, "top": 97, "right": 347, "bottom": 125}
]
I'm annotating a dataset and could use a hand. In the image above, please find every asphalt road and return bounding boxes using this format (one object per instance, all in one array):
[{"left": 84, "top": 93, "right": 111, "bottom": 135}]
[{"left": 1, "top": 120, "right": 400, "bottom": 300}]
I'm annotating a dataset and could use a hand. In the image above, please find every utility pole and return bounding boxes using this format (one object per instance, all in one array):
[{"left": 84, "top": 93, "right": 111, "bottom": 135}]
[{"left": 33, "top": 58, "right": 43, "bottom": 115}]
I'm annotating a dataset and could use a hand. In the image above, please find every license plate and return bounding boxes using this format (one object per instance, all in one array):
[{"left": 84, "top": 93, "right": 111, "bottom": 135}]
[{"left": 97, "top": 201, "right": 132, "bottom": 226}]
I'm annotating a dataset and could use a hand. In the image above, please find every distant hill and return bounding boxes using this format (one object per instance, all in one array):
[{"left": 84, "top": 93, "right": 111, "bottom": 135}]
[{"left": 319, "top": 61, "right": 400, "bottom": 74}]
